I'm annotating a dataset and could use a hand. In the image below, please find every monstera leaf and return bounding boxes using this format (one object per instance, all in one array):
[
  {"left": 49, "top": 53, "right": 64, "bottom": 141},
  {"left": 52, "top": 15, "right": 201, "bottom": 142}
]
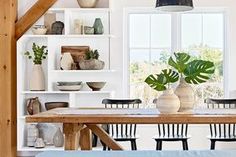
[
  {"left": 184, "top": 60, "right": 215, "bottom": 84},
  {"left": 168, "top": 53, "right": 191, "bottom": 73},
  {"left": 162, "top": 69, "right": 179, "bottom": 83},
  {"left": 145, "top": 69, "right": 179, "bottom": 91}
]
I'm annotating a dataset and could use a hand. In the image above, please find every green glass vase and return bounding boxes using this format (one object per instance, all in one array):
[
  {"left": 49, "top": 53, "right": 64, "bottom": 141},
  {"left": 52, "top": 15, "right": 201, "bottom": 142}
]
[{"left": 93, "top": 18, "right": 104, "bottom": 34}]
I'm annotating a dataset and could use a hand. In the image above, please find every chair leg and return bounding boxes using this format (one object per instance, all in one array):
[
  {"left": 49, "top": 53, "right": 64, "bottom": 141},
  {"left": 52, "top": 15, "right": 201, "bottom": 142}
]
[
  {"left": 156, "top": 140, "right": 162, "bottom": 150},
  {"left": 131, "top": 140, "right": 137, "bottom": 150},
  {"left": 182, "top": 140, "right": 188, "bottom": 150},
  {"left": 92, "top": 134, "right": 98, "bottom": 147},
  {"left": 103, "top": 145, "right": 106, "bottom": 151},
  {"left": 101, "top": 141, "right": 106, "bottom": 151},
  {"left": 210, "top": 140, "right": 216, "bottom": 150}
]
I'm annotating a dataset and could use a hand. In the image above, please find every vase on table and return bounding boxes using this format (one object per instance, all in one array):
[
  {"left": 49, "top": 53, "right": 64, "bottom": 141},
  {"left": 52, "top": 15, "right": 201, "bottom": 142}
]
[
  {"left": 30, "top": 64, "right": 45, "bottom": 91},
  {"left": 93, "top": 18, "right": 104, "bottom": 34},
  {"left": 175, "top": 78, "right": 195, "bottom": 112},
  {"left": 154, "top": 88, "right": 180, "bottom": 114}
]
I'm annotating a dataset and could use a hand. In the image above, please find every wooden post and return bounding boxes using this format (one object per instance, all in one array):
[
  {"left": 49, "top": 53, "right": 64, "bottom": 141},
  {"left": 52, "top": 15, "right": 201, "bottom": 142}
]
[
  {"left": 80, "top": 127, "right": 92, "bottom": 150},
  {"left": 0, "top": 0, "right": 17, "bottom": 157},
  {"left": 63, "top": 123, "right": 84, "bottom": 150}
]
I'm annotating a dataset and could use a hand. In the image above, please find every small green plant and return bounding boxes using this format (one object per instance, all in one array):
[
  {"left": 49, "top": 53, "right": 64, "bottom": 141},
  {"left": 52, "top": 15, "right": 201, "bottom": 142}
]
[
  {"left": 24, "top": 43, "right": 48, "bottom": 65},
  {"left": 145, "top": 52, "right": 215, "bottom": 91},
  {"left": 85, "top": 49, "right": 100, "bottom": 60}
]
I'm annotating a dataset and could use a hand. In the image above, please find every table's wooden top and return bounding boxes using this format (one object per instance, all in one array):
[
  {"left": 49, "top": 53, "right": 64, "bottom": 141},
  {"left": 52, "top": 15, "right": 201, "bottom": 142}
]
[{"left": 26, "top": 108, "right": 236, "bottom": 124}]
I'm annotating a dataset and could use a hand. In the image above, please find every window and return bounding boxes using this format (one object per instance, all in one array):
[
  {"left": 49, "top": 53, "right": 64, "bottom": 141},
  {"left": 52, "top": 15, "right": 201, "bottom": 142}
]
[{"left": 127, "top": 10, "right": 226, "bottom": 107}]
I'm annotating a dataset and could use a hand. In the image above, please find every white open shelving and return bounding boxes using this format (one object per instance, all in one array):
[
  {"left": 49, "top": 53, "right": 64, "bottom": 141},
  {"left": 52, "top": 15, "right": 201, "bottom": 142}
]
[{"left": 17, "top": 0, "right": 114, "bottom": 155}]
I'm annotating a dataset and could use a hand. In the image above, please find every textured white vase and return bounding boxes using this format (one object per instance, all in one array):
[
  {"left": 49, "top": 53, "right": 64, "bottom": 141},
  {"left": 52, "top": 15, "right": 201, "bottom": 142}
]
[
  {"left": 77, "top": 0, "right": 99, "bottom": 8},
  {"left": 175, "top": 78, "right": 195, "bottom": 112},
  {"left": 30, "top": 64, "right": 45, "bottom": 91},
  {"left": 53, "top": 127, "right": 64, "bottom": 147},
  {"left": 155, "top": 89, "right": 180, "bottom": 114},
  {"left": 60, "top": 53, "right": 74, "bottom": 70}
]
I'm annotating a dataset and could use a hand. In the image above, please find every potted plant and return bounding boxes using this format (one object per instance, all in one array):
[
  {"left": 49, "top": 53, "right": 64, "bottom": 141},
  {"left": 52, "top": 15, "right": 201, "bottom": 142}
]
[
  {"left": 24, "top": 43, "right": 48, "bottom": 91},
  {"left": 79, "top": 49, "right": 105, "bottom": 70},
  {"left": 145, "top": 69, "right": 180, "bottom": 113},
  {"left": 145, "top": 52, "right": 215, "bottom": 112}
]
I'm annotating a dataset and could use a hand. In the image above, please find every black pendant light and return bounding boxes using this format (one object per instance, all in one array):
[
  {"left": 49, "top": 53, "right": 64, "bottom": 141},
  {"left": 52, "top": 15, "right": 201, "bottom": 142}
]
[{"left": 156, "top": 0, "right": 194, "bottom": 12}]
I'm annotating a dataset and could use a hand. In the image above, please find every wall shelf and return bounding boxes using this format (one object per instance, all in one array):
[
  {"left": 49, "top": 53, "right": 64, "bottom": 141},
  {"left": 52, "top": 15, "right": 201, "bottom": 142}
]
[
  {"left": 17, "top": 3, "right": 115, "bottom": 154},
  {"left": 18, "top": 146, "right": 63, "bottom": 152},
  {"left": 51, "top": 70, "right": 116, "bottom": 73},
  {"left": 21, "top": 91, "right": 115, "bottom": 94},
  {"left": 22, "top": 34, "right": 114, "bottom": 38}
]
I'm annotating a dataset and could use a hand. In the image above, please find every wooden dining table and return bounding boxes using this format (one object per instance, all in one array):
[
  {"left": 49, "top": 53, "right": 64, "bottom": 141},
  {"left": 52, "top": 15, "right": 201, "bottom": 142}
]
[{"left": 26, "top": 108, "right": 236, "bottom": 151}]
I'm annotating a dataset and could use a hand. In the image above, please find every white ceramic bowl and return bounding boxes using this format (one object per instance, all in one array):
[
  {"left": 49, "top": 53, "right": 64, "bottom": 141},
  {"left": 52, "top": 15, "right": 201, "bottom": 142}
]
[
  {"left": 32, "top": 27, "right": 47, "bottom": 35},
  {"left": 57, "top": 84, "right": 82, "bottom": 91}
]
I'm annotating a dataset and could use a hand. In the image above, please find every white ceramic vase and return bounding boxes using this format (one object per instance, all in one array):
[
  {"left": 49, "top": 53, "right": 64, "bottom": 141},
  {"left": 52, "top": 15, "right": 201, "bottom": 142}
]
[
  {"left": 27, "top": 124, "right": 39, "bottom": 147},
  {"left": 175, "top": 78, "right": 195, "bottom": 112},
  {"left": 53, "top": 127, "right": 64, "bottom": 147},
  {"left": 77, "top": 0, "right": 99, "bottom": 8},
  {"left": 30, "top": 64, "right": 45, "bottom": 91},
  {"left": 60, "top": 53, "right": 74, "bottom": 70},
  {"left": 155, "top": 88, "right": 180, "bottom": 114}
]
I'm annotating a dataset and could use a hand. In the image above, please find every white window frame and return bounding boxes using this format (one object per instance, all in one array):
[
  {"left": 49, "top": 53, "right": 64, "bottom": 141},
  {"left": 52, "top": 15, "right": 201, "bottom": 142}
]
[{"left": 123, "top": 7, "right": 229, "bottom": 98}]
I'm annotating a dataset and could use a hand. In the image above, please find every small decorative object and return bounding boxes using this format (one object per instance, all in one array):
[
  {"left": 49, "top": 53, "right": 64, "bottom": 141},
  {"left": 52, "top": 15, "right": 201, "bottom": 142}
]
[
  {"left": 57, "top": 81, "right": 83, "bottom": 91},
  {"left": 84, "top": 26, "right": 95, "bottom": 35},
  {"left": 32, "top": 25, "right": 47, "bottom": 35},
  {"left": 71, "top": 63, "right": 78, "bottom": 70},
  {"left": 45, "top": 102, "right": 69, "bottom": 111},
  {"left": 61, "top": 46, "right": 90, "bottom": 70},
  {"left": 53, "top": 127, "right": 64, "bottom": 147},
  {"left": 51, "top": 21, "right": 64, "bottom": 35},
  {"left": 74, "top": 19, "right": 84, "bottom": 34},
  {"left": 27, "top": 97, "right": 41, "bottom": 115},
  {"left": 153, "top": 89, "right": 180, "bottom": 114},
  {"left": 27, "top": 124, "right": 39, "bottom": 147},
  {"left": 44, "top": 13, "right": 56, "bottom": 34},
  {"left": 93, "top": 18, "right": 104, "bottom": 34},
  {"left": 145, "top": 69, "right": 180, "bottom": 114},
  {"left": 86, "top": 82, "right": 106, "bottom": 91},
  {"left": 79, "top": 49, "right": 105, "bottom": 70},
  {"left": 24, "top": 43, "right": 48, "bottom": 91},
  {"left": 60, "top": 53, "right": 74, "bottom": 70},
  {"left": 168, "top": 53, "right": 215, "bottom": 111},
  {"left": 34, "top": 138, "right": 45, "bottom": 149},
  {"left": 77, "top": 0, "right": 99, "bottom": 8},
  {"left": 37, "top": 123, "right": 58, "bottom": 145}
]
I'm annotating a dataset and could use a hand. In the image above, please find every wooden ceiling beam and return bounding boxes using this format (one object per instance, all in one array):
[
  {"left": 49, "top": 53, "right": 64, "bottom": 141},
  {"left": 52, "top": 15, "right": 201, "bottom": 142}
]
[{"left": 15, "top": 0, "right": 57, "bottom": 39}]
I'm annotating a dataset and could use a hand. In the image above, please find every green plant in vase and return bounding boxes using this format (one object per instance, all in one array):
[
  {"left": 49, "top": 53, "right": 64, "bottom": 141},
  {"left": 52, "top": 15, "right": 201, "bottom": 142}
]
[
  {"left": 145, "top": 52, "right": 215, "bottom": 113},
  {"left": 79, "top": 49, "right": 105, "bottom": 70},
  {"left": 24, "top": 43, "right": 48, "bottom": 65},
  {"left": 145, "top": 69, "right": 181, "bottom": 113},
  {"left": 24, "top": 43, "right": 48, "bottom": 91}
]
